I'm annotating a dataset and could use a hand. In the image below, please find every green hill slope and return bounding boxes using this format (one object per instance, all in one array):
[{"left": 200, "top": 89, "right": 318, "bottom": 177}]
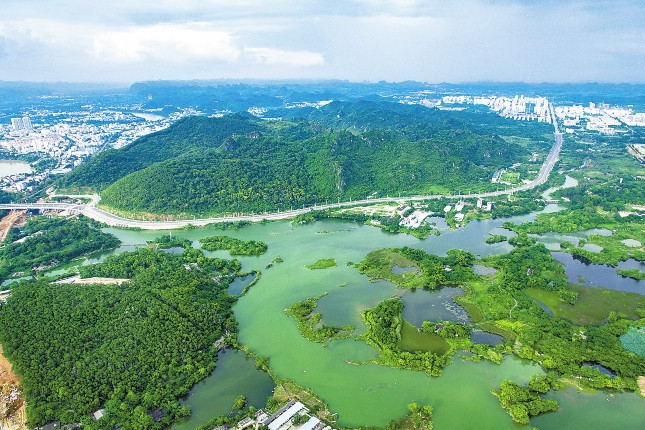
[
  {"left": 60, "top": 114, "right": 259, "bottom": 190},
  {"left": 63, "top": 101, "right": 532, "bottom": 216}
]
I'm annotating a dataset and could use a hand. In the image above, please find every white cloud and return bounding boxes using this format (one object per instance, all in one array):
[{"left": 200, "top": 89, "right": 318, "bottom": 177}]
[
  {"left": 0, "top": 1, "right": 643, "bottom": 82},
  {"left": 92, "top": 23, "right": 240, "bottom": 63},
  {"left": 244, "top": 47, "right": 324, "bottom": 66}
]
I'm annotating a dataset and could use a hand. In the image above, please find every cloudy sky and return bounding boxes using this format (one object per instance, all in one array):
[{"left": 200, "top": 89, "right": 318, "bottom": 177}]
[{"left": 0, "top": 0, "right": 643, "bottom": 83}]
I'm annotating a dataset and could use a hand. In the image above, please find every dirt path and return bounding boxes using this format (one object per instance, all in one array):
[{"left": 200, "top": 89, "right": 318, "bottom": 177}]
[
  {"left": 0, "top": 345, "right": 27, "bottom": 430},
  {"left": 509, "top": 297, "right": 518, "bottom": 319},
  {"left": 53, "top": 275, "right": 130, "bottom": 285},
  {"left": 0, "top": 210, "right": 26, "bottom": 244}
]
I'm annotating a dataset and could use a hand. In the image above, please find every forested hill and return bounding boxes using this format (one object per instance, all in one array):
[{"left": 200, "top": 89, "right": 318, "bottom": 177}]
[
  {"left": 60, "top": 114, "right": 260, "bottom": 190},
  {"left": 61, "top": 101, "right": 532, "bottom": 216}
]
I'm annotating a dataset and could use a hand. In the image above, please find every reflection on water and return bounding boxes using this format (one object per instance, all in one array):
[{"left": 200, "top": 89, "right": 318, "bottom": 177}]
[
  {"left": 530, "top": 228, "right": 612, "bottom": 251},
  {"left": 473, "top": 264, "right": 498, "bottom": 276},
  {"left": 228, "top": 273, "right": 255, "bottom": 295},
  {"left": 552, "top": 252, "right": 645, "bottom": 294},
  {"left": 391, "top": 265, "right": 417, "bottom": 274},
  {"left": 471, "top": 330, "right": 504, "bottom": 346},
  {"left": 532, "top": 298, "right": 554, "bottom": 316},
  {"left": 426, "top": 216, "right": 449, "bottom": 229},
  {"left": 401, "top": 287, "right": 470, "bottom": 326},
  {"left": 583, "top": 362, "right": 616, "bottom": 378},
  {"left": 172, "top": 349, "right": 275, "bottom": 430}
]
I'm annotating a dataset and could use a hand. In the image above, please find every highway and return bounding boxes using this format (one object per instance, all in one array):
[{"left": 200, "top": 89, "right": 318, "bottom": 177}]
[{"left": 0, "top": 105, "right": 563, "bottom": 230}]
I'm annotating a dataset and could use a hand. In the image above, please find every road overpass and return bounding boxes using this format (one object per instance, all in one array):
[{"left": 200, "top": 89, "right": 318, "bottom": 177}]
[
  {"left": 1, "top": 107, "right": 563, "bottom": 230},
  {"left": 0, "top": 203, "right": 85, "bottom": 212}
]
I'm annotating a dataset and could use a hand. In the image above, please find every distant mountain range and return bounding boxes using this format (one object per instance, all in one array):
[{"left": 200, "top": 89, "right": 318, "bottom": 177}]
[{"left": 60, "top": 101, "right": 545, "bottom": 216}]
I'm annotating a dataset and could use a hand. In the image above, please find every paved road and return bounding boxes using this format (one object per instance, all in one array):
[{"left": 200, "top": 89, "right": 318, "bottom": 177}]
[{"left": 1, "top": 107, "right": 563, "bottom": 230}]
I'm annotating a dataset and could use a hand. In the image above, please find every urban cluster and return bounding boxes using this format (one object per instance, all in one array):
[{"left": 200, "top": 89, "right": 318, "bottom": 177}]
[
  {"left": 441, "top": 95, "right": 552, "bottom": 123},
  {"left": 0, "top": 107, "right": 203, "bottom": 193},
  {"left": 554, "top": 102, "right": 645, "bottom": 135}
]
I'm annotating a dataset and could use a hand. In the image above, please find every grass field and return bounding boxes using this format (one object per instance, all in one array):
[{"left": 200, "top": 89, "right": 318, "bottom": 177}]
[
  {"left": 526, "top": 285, "right": 645, "bottom": 325},
  {"left": 500, "top": 171, "right": 521, "bottom": 184},
  {"left": 454, "top": 295, "right": 484, "bottom": 323},
  {"left": 398, "top": 321, "right": 450, "bottom": 355},
  {"left": 306, "top": 258, "right": 337, "bottom": 270},
  {"left": 358, "top": 249, "right": 426, "bottom": 289}
]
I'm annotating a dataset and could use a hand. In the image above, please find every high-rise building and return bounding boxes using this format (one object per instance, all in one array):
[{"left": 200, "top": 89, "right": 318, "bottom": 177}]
[
  {"left": 21, "top": 116, "right": 33, "bottom": 131},
  {"left": 11, "top": 117, "right": 23, "bottom": 131}
]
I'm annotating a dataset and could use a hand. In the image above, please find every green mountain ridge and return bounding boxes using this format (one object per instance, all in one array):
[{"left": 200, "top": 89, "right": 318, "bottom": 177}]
[{"left": 61, "top": 101, "right": 538, "bottom": 216}]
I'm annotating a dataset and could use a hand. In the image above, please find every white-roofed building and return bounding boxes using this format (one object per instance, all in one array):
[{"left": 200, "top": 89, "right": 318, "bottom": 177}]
[
  {"left": 267, "top": 401, "right": 306, "bottom": 430},
  {"left": 299, "top": 416, "right": 321, "bottom": 430}
]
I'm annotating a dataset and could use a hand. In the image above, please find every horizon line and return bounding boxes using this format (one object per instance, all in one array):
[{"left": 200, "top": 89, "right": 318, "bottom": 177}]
[{"left": 2, "top": 78, "right": 645, "bottom": 87}]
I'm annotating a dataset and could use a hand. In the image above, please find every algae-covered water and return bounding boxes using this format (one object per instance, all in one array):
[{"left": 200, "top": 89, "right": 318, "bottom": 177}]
[
  {"left": 100, "top": 216, "right": 645, "bottom": 429},
  {"left": 172, "top": 349, "right": 275, "bottom": 430}
]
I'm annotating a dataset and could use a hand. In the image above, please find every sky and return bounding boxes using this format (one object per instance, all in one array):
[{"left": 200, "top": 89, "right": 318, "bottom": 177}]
[{"left": 0, "top": 0, "right": 644, "bottom": 83}]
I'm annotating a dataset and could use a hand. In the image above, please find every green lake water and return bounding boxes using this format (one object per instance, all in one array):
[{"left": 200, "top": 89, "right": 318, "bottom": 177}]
[
  {"left": 96, "top": 215, "right": 645, "bottom": 429},
  {"left": 172, "top": 349, "right": 275, "bottom": 430},
  {"left": 398, "top": 320, "right": 450, "bottom": 354}
]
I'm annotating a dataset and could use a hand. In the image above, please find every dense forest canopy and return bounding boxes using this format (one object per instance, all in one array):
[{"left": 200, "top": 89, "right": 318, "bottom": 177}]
[
  {"left": 0, "top": 247, "right": 239, "bottom": 429},
  {"left": 0, "top": 216, "right": 120, "bottom": 282},
  {"left": 60, "top": 101, "right": 535, "bottom": 216}
]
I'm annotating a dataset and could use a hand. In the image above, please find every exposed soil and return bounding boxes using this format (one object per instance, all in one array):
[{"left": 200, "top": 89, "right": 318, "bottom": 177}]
[
  {"left": 0, "top": 210, "right": 26, "bottom": 244},
  {"left": 0, "top": 345, "right": 27, "bottom": 430}
]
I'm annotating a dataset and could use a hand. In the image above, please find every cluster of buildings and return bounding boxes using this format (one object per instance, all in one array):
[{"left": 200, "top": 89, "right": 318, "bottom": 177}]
[
  {"left": 0, "top": 107, "right": 201, "bottom": 193},
  {"left": 407, "top": 93, "right": 645, "bottom": 138},
  {"left": 234, "top": 400, "right": 332, "bottom": 430},
  {"left": 1, "top": 170, "right": 51, "bottom": 193},
  {"left": 438, "top": 95, "right": 552, "bottom": 122},
  {"left": 10, "top": 116, "right": 33, "bottom": 132},
  {"left": 397, "top": 205, "right": 431, "bottom": 228},
  {"left": 555, "top": 102, "right": 645, "bottom": 135},
  {"left": 445, "top": 201, "right": 468, "bottom": 223},
  {"left": 443, "top": 199, "right": 493, "bottom": 223},
  {"left": 431, "top": 95, "right": 645, "bottom": 136},
  {"left": 0, "top": 111, "right": 171, "bottom": 161}
]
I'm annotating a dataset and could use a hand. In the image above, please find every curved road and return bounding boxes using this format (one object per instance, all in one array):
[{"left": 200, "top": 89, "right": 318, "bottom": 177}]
[{"left": 1, "top": 107, "right": 563, "bottom": 230}]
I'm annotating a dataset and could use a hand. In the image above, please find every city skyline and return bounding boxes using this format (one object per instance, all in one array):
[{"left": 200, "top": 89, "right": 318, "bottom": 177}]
[{"left": 1, "top": 0, "right": 644, "bottom": 84}]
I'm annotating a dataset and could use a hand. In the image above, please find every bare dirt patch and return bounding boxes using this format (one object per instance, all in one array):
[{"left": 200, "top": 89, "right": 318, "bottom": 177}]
[
  {"left": 0, "top": 345, "right": 27, "bottom": 430},
  {"left": 0, "top": 210, "right": 26, "bottom": 243}
]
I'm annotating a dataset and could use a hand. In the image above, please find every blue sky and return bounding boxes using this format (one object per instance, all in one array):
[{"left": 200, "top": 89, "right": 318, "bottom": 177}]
[{"left": 0, "top": 0, "right": 643, "bottom": 83}]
